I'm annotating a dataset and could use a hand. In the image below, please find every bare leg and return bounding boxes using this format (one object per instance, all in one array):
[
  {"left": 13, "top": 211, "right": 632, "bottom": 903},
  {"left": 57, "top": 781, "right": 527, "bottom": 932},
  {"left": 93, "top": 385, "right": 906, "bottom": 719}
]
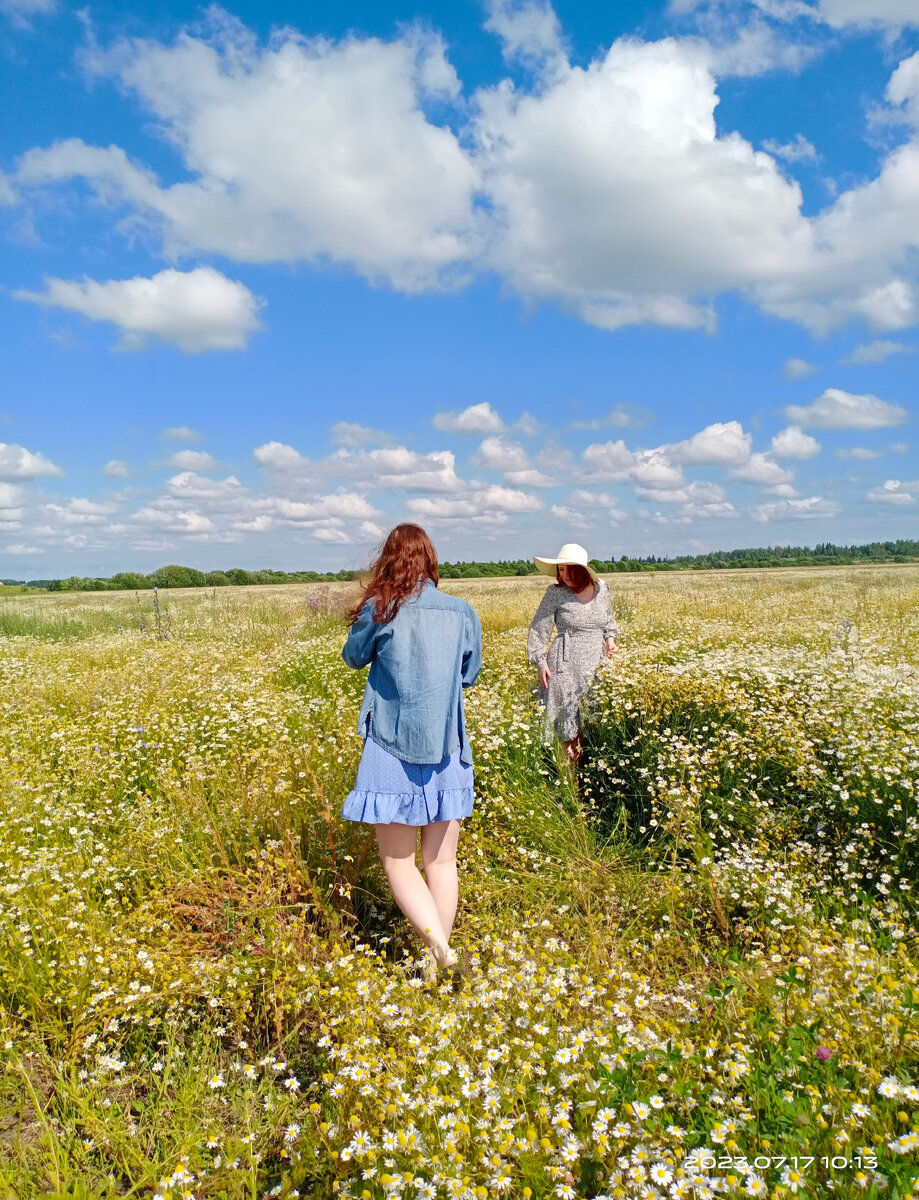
[
  {"left": 376, "top": 823, "right": 450, "bottom": 960},
  {"left": 562, "top": 733, "right": 583, "bottom": 764},
  {"left": 420, "top": 819, "right": 462, "bottom": 943}
]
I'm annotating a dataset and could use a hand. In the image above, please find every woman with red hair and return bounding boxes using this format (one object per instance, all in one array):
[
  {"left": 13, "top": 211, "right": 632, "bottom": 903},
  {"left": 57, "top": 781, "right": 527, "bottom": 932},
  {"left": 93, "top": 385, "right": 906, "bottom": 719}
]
[
  {"left": 527, "top": 542, "right": 618, "bottom": 764},
  {"left": 341, "top": 524, "right": 482, "bottom": 980}
]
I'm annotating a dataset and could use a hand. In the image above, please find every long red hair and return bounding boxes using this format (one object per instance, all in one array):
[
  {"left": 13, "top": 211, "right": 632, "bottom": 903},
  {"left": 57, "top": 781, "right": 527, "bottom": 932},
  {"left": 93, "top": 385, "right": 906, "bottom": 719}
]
[
  {"left": 556, "top": 564, "right": 594, "bottom": 591},
  {"left": 348, "top": 523, "right": 440, "bottom": 625}
]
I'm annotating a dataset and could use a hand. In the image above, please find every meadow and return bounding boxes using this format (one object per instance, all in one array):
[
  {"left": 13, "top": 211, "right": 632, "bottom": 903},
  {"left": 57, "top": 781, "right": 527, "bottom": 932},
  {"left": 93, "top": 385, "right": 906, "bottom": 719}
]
[{"left": 0, "top": 567, "right": 917, "bottom": 1200}]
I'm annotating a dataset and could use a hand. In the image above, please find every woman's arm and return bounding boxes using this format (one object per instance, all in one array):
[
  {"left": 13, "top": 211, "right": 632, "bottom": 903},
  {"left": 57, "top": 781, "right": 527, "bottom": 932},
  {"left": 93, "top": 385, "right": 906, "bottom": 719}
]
[
  {"left": 461, "top": 606, "right": 483, "bottom": 688},
  {"left": 601, "top": 584, "right": 619, "bottom": 656},
  {"left": 341, "top": 601, "right": 377, "bottom": 669},
  {"left": 526, "top": 588, "right": 558, "bottom": 671}
]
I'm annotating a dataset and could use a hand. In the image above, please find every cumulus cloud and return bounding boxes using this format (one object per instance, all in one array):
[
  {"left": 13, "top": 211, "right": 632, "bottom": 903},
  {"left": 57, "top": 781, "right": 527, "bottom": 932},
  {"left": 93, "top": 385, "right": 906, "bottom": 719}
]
[
  {"left": 866, "top": 479, "right": 916, "bottom": 505},
  {"left": 254, "top": 441, "right": 311, "bottom": 472},
  {"left": 473, "top": 435, "right": 530, "bottom": 472},
  {"left": 504, "top": 469, "right": 555, "bottom": 487},
  {"left": 785, "top": 387, "right": 908, "bottom": 429},
  {"left": 635, "top": 480, "right": 729, "bottom": 505},
  {"left": 784, "top": 357, "right": 820, "bottom": 379},
  {"left": 485, "top": 0, "right": 566, "bottom": 68},
  {"left": 762, "top": 133, "right": 817, "bottom": 162},
  {"left": 842, "top": 340, "right": 915, "bottom": 365},
  {"left": 166, "top": 450, "right": 217, "bottom": 471},
  {"left": 331, "top": 422, "right": 396, "bottom": 448},
  {"left": 666, "top": 421, "right": 752, "bottom": 466},
  {"left": 814, "top": 0, "right": 919, "bottom": 29},
  {"left": 16, "top": 20, "right": 479, "bottom": 290},
  {"left": 0, "top": 442, "right": 63, "bottom": 479},
  {"left": 568, "top": 405, "right": 653, "bottom": 431},
  {"left": 103, "top": 460, "right": 130, "bottom": 477},
  {"left": 4, "top": 543, "right": 42, "bottom": 555},
  {"left": 770, "top": 426, "right": 821, "bottom": 459},
  {"left": 550, "top": 504, "right": 588, "bottom": 526},
  {"left": 433, "top": 403, "right": 504, "bottom": 434},
  {"left": 333, "top": 446, "right": 465, "bottom": 492},
  {"left": 12, "top": 13, "right": 919, "bottom": 338},
  {"left": 16, "top": 267, "right": 263, "bottom": 352},
  {"left": 751, "top": 494, "right": 841, "bottom": 521},
  {"left": 472, "top": 437, "right": 554, "bottom": 485},
  {"left": 473, "top": 34, "right": 812, "bottom": 333},
  {"left": 162, "top": 426, "right": 204, "bottom": 442},
  {"left": 407, "top": 483, "right": 543, "bottom": 524},
  {"left": 730, "top": 452, "right": 795, "bottom": 485}
]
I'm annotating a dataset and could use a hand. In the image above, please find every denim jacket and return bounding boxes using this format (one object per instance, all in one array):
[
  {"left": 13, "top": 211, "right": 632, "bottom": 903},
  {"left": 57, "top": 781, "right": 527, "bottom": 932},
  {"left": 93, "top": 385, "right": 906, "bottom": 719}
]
[{"left": 342, "top": 580, "right": 482, "bottom": 766}]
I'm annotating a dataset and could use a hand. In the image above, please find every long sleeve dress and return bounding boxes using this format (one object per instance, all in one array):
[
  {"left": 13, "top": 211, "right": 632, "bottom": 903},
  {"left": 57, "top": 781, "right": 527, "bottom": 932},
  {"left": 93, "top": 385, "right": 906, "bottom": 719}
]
[{"left": 526, "top": 580, "right": 618, "bottom": 741}]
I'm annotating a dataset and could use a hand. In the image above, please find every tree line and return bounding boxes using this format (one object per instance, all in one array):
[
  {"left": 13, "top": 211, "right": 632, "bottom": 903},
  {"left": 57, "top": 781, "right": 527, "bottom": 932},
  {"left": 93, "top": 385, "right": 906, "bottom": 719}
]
[{"left": 2, "top": 539, "right": 917, "bottom": 591}]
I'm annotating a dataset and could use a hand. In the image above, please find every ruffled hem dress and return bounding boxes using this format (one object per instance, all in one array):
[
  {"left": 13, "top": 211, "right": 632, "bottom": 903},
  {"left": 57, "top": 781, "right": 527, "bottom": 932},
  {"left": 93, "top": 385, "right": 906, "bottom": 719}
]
[{"left": 341, "top": 735, "right": 474, "bottom": 826}]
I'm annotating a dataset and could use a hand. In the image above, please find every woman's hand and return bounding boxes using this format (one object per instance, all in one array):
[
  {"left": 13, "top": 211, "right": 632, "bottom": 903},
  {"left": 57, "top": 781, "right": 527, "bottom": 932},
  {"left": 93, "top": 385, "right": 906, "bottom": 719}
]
[
  {"left": 539, "top": 665, "right": 551, "bottom": 689},
  {"left": 605, "top": 638, "right": 618, "bottom": 659}
]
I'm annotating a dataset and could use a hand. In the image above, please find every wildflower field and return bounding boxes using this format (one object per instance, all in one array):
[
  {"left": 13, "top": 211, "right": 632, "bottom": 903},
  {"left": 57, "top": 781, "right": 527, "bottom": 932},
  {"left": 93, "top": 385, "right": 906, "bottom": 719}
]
[{"left": 0, "top": 567, "right": 917, "bottom": 1200}]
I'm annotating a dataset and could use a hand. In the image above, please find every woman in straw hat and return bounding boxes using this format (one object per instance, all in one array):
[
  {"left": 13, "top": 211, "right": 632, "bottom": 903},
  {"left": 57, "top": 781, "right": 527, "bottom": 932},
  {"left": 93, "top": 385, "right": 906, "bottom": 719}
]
[{"left": 526, "top": 543, "right": 618, "bottom": 763}]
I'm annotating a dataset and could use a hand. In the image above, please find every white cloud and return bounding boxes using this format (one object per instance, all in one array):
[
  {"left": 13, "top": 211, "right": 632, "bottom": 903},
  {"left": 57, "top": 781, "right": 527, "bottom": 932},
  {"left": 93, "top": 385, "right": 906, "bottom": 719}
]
[
  {"left": 331, "top": 422, "right": 396, "bottom": 448},
  {"left": 4, "top": 543, "right": 42, "bottom": 555},
  {"left": 581, "top": 440, "right": 636, "bottom": 480},
  {"left": 166, "top": 450, "right": 217, "bottom": 471},
  {"left": 569, "top": 404, "right": 652, "bottom": 431},
  {"left": 0, "top": 442, "right": 63, "bottom": 479},
  {"left": 254, "top": 442, "right": 311, "bottom": 471},
  {"left": 407, "top": 483, "right": 542, "bottom": 523},
  {"left": 785, "top": 387, "right": 908, "bottom": 429},
  {"left": 359, "top": 520, "right": 385, "bottom": 539},
  {"left": 162, "top": 426, "right": 204, "bottom": 442},
  {"left": 271, "top": 493, "right": 379, "bottom": 521},
  {"left": 814, "top": 0, "right": 919, "bottom": 29},
  {"left": 581, "top": 439, "right": 688, "bottom": 488},
  {"left": 866, "top": 479, "right": 916, "bottom": 505},
  {"left": 504, "top": 469, "right": 555, "bottom": 487},
  {"left": 667, "top": 421, "right": 752, "bottom": 466},
  {"left": 165, "top": 472, "right": 244, "bottom": 502},
  {"left": 0, "top": 0, "right": 55, "bottom": 18},
  {"left": 770, "top": 426, "right": 821, "bottom": 459},
  {"left": 473, "top": 34, "right": 813, "bottom": 333},
  {"left": 473, "top": 435, "right": 530, "bottom": 471},
  {"left": 433, "top": 403, "right": 504, "bottom": 434},
  {"left": 783, "top": 357, "right": 820, "bottom": 379},
  {"left": 334, "top": 446, "right": 465, "bottom": 492},
  {"left": 842, "top": 340, "right": 915, "bottom": 365},
  {"left": 17, "top": 21, "right": 478, "bottom": 290},
  {"left": 762, "top": 134, "right": 817, "bottom": 163},
  {"left": 0, "top": 483, "right": 24, "bottom": 510},
  {"left": 16, "top": 267, "right": 262, "bottom": 352},
  {"left": 751, "top": 494, "right": 841, "bottom": 521},
  {"left": 103, "top": 460, "right": 130, "bottom": 477},
  {"left": 311, "top": 522, "right": 352, "bottom": 543},
  {"left": 635, "top": 480, "right": 728, "bottom": 504},
  {"left": 485, "top": 0, "right": 566, "bottom": 68},
  {"left": 730, "top": 452, "right": 795, "bottom": 485},
  {"left": 549, "top": 504, "right": 588, "bottom": 526},
  {"left": 131, "top": 505, "right": 217, "bottom": 535},
  {"left": 836, "top": 446, "right": 882, "bottom": 460}
]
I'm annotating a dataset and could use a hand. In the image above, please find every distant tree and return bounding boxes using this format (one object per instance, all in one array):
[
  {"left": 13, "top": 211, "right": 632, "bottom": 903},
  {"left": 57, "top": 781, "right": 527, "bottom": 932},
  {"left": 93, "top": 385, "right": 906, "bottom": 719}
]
[
  {"left": 110, "top": 572, "right": 147, "bottom": 590},
  {"left": 205, "top": 571, "right": 230, "bottom": 586},
  {"left": 147, "top": 565, "right": 207, "bottom": 589}
]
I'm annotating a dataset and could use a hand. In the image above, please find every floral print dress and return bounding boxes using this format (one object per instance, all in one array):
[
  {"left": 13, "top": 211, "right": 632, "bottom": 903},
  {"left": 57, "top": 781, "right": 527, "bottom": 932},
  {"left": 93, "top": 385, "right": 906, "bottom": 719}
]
[{"left": 526, "top": 580, "right": 618, "bottom": 741}]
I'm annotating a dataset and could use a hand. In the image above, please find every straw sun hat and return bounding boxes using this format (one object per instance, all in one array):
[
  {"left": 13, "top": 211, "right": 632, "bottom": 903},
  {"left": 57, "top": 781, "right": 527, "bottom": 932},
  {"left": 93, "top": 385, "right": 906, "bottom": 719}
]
[{"left": 533, "top": 542, "right": 599, "bottom": 582}]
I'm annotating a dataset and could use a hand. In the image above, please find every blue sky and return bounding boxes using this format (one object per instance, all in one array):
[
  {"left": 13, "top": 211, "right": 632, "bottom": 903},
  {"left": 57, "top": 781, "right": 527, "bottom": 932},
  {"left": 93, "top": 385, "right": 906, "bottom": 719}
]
[{"left": 1, "top": 0, "right": 917, "bottom": 576}]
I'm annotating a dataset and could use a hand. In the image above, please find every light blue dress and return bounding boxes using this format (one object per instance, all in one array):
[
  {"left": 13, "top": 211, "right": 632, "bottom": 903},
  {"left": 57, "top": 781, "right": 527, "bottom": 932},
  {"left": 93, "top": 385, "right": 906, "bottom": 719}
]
[{"left": 341, "top": 736, "right": 474, "bottom": 826}]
